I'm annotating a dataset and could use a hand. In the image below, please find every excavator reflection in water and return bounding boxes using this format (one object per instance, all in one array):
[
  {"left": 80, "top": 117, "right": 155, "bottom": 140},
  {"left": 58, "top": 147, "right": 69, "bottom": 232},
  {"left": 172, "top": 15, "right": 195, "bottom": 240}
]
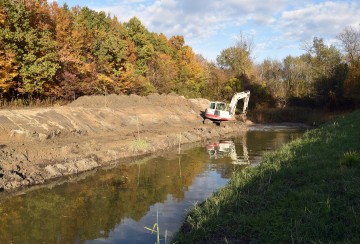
[{"left": 206, "top": 136, "right": 250, "bottom": 165}]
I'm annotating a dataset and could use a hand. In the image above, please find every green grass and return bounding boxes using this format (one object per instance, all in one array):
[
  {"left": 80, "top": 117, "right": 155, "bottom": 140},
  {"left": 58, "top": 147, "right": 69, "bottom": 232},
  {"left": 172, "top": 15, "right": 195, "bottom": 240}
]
[
  {"left": 130, "top": 138, "right": 149, "bottom": 152},
  {"left": 340, "top": 151, "right": 360, "bottom": 167},
  {"left": 173, "top": 110, "right": 360, "bottom": 243}
]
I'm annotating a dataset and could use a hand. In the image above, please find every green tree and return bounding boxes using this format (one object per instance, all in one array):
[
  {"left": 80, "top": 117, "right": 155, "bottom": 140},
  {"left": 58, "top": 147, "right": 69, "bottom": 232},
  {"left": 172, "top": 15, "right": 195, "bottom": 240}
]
[
  {"left": 257, "top": 59, "right": 287, "bottom": 105},
  {"left": 151, "top": 33, "right": 173, "bottom": 55},
  {"left": 168, "top": 35, "right": 184, "bottom": 61},
  {"left": 177, "top": 45, "right": 206, "bottom": 97},
  {"left": 2, "top": 0, "right": 59, "bottom": 96},
  {"left": 216, "top": 32, "right": 254, "bottom": 77},
  {"left": 303, "top": 37, "right": 347, "bottom": 107},
  {"left": 126, "top": 17, "right": 155, "bottom": 75},
  {"left": 216, "top": 32, "right": 254, "bottom": 99},
  {"left": 337, "top": 26, "right": 360, "bottom": 104},
  {"left": 194, "top": 55, "right": 230, "bottom": 100},
  {"left": 283, "top": 55, "right": 313, "bottom": 98},
  {"left": 93, "top": 20, "right": 131, "bottom": 94}
]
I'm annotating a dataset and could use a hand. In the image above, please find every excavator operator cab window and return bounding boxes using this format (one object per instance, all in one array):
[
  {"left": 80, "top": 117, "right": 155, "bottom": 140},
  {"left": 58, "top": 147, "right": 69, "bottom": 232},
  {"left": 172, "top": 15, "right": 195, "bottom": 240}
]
[{"left": 216, "top": 103, "right": 226, "bottom": 111}]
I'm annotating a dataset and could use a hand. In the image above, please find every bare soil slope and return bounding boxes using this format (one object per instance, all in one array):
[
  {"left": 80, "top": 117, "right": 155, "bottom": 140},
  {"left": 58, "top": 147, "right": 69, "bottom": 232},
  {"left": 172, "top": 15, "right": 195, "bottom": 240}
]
[{"left": 0, "top": 94, "right": 246, "bottom": 191}]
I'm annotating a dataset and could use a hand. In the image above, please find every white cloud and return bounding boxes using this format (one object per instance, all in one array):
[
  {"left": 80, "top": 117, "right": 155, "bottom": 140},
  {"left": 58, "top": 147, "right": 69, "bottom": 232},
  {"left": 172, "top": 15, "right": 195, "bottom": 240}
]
[
  {"left": 92, "top": 0, "right": 360, "bottom": 61},
  {"left": 97, "top": 0, "right": 287, "bottom": 39},
  {"left": 279, "top": 1, "right": 360, "bottom": 42}
]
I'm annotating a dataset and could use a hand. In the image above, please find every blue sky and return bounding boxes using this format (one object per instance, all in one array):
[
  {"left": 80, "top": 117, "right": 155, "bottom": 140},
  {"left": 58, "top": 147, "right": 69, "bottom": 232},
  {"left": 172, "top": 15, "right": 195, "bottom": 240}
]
[{"left": 51, "top": 0, "right": 360, "bottom": 63}]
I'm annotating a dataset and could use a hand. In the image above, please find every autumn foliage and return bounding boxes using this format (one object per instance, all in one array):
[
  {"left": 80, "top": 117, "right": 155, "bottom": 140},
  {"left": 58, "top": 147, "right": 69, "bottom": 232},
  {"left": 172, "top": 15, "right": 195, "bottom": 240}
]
[
  {"left": 0, "top": 0, "right": 215, "bottom": 101},
  {"left": 1, "top": 0, "right": 359, "bottom": 110}
]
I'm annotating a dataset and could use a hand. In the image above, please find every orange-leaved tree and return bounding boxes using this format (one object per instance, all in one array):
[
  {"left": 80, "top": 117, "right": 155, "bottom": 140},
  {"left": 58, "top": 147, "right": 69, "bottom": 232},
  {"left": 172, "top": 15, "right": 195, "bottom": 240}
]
[{"left": 0, "top": 3, "right": 18, "bottom": 96}]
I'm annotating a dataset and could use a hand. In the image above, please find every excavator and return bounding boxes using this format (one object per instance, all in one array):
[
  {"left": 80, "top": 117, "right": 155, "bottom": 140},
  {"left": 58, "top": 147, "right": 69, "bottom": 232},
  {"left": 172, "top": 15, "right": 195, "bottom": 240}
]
[{"left": 203, "top": 91, "right": 250, "bottom": 124}]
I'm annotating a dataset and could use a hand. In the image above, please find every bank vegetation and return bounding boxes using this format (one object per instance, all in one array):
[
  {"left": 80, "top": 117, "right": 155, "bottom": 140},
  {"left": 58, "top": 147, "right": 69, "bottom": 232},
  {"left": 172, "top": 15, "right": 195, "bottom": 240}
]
[{"left": 173, "top": 110, "right": 360, "bottom": 243}]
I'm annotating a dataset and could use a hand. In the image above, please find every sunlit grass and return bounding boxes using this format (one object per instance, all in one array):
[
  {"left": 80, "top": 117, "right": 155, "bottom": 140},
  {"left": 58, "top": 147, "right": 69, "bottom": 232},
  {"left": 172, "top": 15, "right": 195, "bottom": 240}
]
[
  {"left": 340, "top": 151, "right": 360, "bottom": 167},
  {"left": 130, "top": 138, "right": 149, "bottom": 152},
  {"left": 173, "top": 110, "right": 360, "bottom": 243}
]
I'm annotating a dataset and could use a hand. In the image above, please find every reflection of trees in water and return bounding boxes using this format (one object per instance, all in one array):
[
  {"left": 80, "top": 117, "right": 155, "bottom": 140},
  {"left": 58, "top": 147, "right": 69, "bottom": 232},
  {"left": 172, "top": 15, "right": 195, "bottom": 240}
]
[
  {"left": 0, "top": 148, "right": 210, "bottom": 243},
  {"left": 0, "top": 129, "right": 304, "bottom": 243},
  {"left": 244, "top": 129, "right": 303, "bottom": 153}
]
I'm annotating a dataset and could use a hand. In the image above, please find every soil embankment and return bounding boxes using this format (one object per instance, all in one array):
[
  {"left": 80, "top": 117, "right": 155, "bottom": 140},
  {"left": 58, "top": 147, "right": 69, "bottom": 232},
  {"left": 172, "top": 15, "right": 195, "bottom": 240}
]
[{"left": 0, "top": 94, "right": 247, "bottom": 191}]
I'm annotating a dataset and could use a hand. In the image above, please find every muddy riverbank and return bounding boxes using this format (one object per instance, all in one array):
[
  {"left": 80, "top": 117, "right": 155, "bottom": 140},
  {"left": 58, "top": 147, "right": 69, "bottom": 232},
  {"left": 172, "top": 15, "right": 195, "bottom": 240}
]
[{"left": 0, "top": 94, "right": 248, "bottom": 191}]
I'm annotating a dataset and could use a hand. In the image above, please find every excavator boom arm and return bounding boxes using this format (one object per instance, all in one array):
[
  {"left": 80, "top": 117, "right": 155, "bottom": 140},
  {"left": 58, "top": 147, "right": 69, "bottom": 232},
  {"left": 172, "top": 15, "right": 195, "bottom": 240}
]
[{"left": 228, "top": 91, "right": 250, "bottom": 116}]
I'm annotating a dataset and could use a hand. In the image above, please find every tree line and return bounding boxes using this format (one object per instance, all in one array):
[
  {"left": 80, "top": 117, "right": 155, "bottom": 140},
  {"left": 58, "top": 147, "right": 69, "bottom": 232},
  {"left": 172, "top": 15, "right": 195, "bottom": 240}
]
[
  {"left": 1, "top": 0, "right": 359, "bottom": 110},
  {"left": 0, "top": 0, "right": 213, "bottom": 100},
  {"left": 256, "top": 33, "right": 360, "bottom": 109}
]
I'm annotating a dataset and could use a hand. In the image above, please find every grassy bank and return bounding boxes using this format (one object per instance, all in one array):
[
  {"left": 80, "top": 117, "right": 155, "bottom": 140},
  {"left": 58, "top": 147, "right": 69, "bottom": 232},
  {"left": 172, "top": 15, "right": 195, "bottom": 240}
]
[{"left": 173, "top": 110, "right": 360, "bottom": 243}]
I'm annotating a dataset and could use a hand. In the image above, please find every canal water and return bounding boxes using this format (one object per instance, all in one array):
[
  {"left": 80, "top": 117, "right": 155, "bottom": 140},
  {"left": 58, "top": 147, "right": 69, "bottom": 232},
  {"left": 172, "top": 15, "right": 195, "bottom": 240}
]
[{"left": 0, "top": 125, "right": 305, "bottom": 243}]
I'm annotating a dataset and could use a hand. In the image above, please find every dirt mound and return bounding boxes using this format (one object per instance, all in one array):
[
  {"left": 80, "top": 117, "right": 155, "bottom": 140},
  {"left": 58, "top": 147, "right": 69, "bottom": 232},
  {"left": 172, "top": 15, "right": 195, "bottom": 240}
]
[
  {"left": 68, "top": 93, "right": 205, "bottom": 109},
  {"left": 0, "top": 94, "right": 245, "bottom": 192}
]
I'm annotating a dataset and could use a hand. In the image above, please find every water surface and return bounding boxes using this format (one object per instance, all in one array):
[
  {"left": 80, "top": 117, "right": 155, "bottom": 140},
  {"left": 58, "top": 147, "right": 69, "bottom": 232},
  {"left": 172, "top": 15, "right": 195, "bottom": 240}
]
[{"left": 0, "top": 125, "right": 305, "bottom": 243}]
